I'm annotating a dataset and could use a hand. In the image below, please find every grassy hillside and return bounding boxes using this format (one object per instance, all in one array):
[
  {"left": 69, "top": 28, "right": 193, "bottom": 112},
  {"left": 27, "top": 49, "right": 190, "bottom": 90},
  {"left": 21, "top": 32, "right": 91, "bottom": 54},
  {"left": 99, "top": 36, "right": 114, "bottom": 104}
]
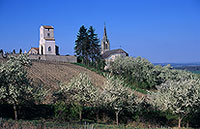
[
  {"left": 0, "top": 58, "right": 106, "bottom": 103},
  {"left": 0, "top": 58, "right": 145, "bottom": 102},
  {"left": 29, "top": 60, "right": 106, "bottom": 103},
  {"left": 28, "top": 60, "right": 105, "bottom": 89}
]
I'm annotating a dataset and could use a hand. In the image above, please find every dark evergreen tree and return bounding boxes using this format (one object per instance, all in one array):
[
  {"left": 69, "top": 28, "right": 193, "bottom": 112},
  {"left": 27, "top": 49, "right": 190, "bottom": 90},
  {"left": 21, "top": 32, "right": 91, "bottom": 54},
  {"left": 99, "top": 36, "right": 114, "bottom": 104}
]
[
  {"left": 13, "top": 49, "right": 16, "bottom": 54},
  {"left": 19, "top": 49, "right": 22, "bottom": 54},
  {"left": 88, "top": 26, "right": 101, "bottom": 64},
  {"left": 75, "top": 25, "right": 89, "bottom": 64},
  {"left": 0, "top": 49, "right": 3, "bottom": 56},
  {"left": 75, "top": 25, "right": 101, "bottom": 67}
]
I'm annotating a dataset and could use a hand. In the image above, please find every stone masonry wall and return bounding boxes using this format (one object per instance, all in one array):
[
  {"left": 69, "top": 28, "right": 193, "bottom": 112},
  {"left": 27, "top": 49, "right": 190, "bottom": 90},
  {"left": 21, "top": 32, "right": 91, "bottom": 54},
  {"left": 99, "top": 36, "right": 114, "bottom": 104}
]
[{"left": 28, "top": 55, "right": 77, "bottom": 63}]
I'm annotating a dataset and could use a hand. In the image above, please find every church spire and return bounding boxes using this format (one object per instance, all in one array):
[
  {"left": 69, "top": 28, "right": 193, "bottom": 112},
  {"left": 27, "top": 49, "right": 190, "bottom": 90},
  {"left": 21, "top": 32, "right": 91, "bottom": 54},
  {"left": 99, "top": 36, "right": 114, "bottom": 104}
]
[
  {"left": 101, "top": 23, "right": 110, "bottom": 54},
  {"left": 103, "top": 23, "right": 107, "bottom": 38}
]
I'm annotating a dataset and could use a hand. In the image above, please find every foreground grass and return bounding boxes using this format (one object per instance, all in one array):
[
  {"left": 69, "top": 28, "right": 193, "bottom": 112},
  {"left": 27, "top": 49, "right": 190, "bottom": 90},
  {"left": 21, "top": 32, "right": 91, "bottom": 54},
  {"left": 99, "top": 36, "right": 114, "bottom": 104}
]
[
  {"left": 0, "top": 119, "right": 194, "bottom": 129},
  {"left": 0, "top": 119, "right": 135, "bottom": 129},
  {"left": 72, "top": 63, "right": 104, "bottom": 76}
]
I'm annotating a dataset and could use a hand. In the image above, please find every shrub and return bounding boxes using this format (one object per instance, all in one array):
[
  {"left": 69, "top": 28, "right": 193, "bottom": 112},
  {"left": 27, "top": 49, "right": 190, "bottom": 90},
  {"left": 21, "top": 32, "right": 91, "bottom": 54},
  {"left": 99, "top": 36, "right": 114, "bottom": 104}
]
[{"left": 54, "top": 101, "right": 80, "bottom": 121}]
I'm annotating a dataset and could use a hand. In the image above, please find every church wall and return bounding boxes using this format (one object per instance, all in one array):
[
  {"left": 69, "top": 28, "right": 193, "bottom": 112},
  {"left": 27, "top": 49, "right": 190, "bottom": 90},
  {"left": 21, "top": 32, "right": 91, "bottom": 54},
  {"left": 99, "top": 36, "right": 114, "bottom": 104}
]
[
  {"left": 105, "top": 53, "right": 127, "bottom": 62},
  {"left": 28, "top": 55, "right": 77, "bottom": 63},
  {"left": 104, "top": 53, "right": 127, "bottom": 70},
  {"left": 44, "top": 41, "right": 56, "bottom": 55},
  {"left": 40, "top": 27, "right": 44, "bottom": 39},
  {"left": 0, "top": 54, "right": 77, "bottom": 63}
]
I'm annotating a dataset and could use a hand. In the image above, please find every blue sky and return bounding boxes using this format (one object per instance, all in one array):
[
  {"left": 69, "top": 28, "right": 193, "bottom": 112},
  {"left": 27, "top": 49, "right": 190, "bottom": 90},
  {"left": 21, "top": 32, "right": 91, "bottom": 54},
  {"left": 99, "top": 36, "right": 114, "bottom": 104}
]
[{"left": 0, "top": 0, "right": 200, "bottom": 63}]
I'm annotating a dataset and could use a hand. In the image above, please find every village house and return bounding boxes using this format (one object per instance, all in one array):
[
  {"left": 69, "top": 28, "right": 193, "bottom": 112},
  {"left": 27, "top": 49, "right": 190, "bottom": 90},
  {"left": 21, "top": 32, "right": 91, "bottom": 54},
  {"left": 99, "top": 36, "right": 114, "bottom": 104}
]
[{"left": 28, "top": 47, "right": 39, "bottom": 55}]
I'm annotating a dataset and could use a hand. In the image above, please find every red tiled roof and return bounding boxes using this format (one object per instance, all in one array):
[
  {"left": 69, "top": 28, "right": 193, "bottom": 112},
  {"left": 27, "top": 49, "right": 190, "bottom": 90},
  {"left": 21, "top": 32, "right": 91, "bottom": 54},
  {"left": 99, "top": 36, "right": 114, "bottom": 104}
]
[
  {"left": 43, "top": 25, "right": 54, "bottom": 29},
  {"left": 28, "top": 47, "right": 39, "bottom": 53},
  {"left": 32, "top": 48, "right": 39, "bottom": 51}
]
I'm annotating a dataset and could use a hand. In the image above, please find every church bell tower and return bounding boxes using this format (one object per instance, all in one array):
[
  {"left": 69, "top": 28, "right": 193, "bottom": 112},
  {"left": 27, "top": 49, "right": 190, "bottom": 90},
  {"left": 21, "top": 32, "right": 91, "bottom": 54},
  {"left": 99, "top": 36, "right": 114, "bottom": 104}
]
[
  {"left": 101, "top": 24, "right": 110, "bottom": 54},
  {"left": 39, "top": 25, "right": 56, "bottom": 55}
]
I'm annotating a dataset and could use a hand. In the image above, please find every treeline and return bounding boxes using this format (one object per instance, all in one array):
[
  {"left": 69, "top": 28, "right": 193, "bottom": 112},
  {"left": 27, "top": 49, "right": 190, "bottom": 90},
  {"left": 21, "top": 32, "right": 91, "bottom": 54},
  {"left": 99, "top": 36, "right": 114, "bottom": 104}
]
[
  {"left": 0, "top": 49, "right": 23, "bottom": 55},
  {"left": 175, "top": 65, "right": 200, "bottom": 73}
]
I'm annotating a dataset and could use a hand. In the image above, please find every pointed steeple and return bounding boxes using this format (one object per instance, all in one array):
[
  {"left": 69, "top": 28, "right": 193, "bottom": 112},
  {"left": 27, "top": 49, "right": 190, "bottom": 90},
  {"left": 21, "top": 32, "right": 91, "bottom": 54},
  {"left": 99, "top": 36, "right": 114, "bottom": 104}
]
[
  {"left": 101, "top": 23, "right": 110, "bottom": 54},
  {"left": 103, "top": 23, "right": 107, "bottom": 38}
]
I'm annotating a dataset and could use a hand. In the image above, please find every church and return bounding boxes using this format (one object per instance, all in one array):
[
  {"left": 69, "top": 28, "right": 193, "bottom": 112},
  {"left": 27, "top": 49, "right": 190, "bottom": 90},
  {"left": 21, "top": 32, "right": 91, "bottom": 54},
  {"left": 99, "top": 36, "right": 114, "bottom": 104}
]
[
  {"left": 28, "top": 25, "right": 59, "bottom": 55},
  {"left": 27, "top": 24, "right": 127, "bottom": 64},
  {"left": 101, "top": 24, "right": 128, "bottom": 69},
  {"left": 27, "top": 25, "right": 77, "bottom": 63}
]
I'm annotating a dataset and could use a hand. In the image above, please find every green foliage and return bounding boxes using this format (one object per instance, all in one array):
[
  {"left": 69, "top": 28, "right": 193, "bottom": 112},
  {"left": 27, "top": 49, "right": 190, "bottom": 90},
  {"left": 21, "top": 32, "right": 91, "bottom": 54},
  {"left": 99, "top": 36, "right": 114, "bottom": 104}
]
[
  {"left": 74, "top": 25, "right": 101, "bottom": 67},
  {"left": 0, "top": 104, "right": 54, "bottom": 120},
  {"left": 54, "top": 101, "right": 80, "bottom": 121},
  {"left": 0, "top": 54, "right": 33, "bottom": 105},
  {"left": 109, "top": 56, "right": 198, "bottom": 90},
  {"left": 128, "top": 85, "right": 147, "bottom": 94},
  {"left": 0, "top": 119, "right": 153, "bottom": 129},
  {"left": 59, "top": 73, "right": 99, "bottom": 107},
  {"left": 148, "top": 79, "right": 200, "bottom": 127},
  {"left": 0, "top": 49, "right": 3, "bottom": 56},
  {"left": 73, "top": 62, "right": 105, "bottom": 76},
  {"left": 148, "top": 79, "right": 200, "bottom": 117},
  {"left": 109, "top": 56, "right": 155, "bottom": 89},
  {"left": 19, "top": 49, "right": 22, "bottom": 54},
  {"left": 102, "top": 75, "right": 143, "bottom": 125},
  {"left": 103, "top": 75, "right": 137, "bottom": 112},
  {"left": 74, "top": 25, "right": 88, "bottom": 63},
  {"left": 0, "top": 54, "right": 47, "bottom": 120},
  {"left": 152, "top": 64, "right": 197, "bottom": 86},
  {"left": 58, "top": 73, "right": 101, "bottom": 122}
]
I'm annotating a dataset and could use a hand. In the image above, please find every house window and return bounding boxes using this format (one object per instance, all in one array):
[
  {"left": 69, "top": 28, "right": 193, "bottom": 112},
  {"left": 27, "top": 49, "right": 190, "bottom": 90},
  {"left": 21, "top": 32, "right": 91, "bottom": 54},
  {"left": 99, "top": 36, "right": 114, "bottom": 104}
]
[
  {"left": 48, "top": 46, "right": 51, "bottom": 51},
  {"left": 47, "top": 33, "right": 50, "bottom": 37}
]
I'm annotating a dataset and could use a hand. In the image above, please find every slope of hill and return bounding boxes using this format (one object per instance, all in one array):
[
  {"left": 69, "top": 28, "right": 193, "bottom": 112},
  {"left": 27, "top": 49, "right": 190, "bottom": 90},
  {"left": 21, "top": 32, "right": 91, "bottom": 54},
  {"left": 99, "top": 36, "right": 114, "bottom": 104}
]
[
  {"left": 0, "top": 58, "right": 144, "bottom": 103},
  {"left": 0, "top": 58, "right": 106, "bottom": 103},
  {"left": 28, "top": 60, "right": 106, "bottom": 89}
]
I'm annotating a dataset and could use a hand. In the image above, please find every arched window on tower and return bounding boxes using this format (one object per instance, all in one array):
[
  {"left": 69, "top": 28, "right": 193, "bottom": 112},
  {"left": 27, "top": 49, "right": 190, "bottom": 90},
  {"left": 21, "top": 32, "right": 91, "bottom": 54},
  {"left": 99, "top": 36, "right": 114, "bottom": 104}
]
[
  {"left": 48, "top": 46, "right": 51, "bottom": 52},
  {"left": 105, "top": 43, "right": 108, "bottom": 49},
  {"left": 41, "top": 46, "right": 43, "bottom": 55}
]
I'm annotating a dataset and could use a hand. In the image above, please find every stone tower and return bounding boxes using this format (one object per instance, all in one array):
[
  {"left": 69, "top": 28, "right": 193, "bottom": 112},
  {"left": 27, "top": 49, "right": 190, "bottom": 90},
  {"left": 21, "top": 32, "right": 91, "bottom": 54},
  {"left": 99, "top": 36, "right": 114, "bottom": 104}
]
[
  {"left": 101, "top": 24, "right": 110, "bottom": 54},
  {"left": 39, "top": 25, "right": 56, "bottom": 55}
]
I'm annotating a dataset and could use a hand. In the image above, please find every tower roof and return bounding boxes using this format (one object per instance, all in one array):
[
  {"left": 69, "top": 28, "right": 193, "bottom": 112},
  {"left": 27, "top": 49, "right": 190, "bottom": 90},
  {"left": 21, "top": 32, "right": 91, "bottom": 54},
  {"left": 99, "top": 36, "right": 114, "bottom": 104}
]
[
  {"left": 43, "top": 25, "right": 54, "bottom": 29},
  {"left": 103, "top": 23, "right": 107, "bottom": 38}
]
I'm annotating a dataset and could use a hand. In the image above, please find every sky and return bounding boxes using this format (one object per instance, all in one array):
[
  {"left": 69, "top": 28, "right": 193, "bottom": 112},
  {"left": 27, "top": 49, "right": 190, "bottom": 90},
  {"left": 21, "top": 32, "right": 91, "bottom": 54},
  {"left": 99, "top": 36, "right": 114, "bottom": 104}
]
[{"left": 0, "top": 0, "right": 200, "bottom": 63}]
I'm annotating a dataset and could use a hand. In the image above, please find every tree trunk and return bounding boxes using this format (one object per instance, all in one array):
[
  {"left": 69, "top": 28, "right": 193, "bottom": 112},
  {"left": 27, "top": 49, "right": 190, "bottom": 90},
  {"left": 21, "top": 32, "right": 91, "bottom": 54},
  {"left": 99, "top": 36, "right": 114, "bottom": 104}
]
[
  {"left": 96, "top": 108, "right": 99, "bottom": 122},
  {"left": 186, "top": 121, "right": 189, "bottom": 129},
  {"left": 178, "top": 117, "right": 182, "bottom": 129},
  {"left": 13, "top": 104, "right": 18, "bottom": 120},
  {"left": 79, "top": 110, "right": 82, "bottom": 123},
  {"left": 115, "top": 110, "right": 120, "bottom": 126}
]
